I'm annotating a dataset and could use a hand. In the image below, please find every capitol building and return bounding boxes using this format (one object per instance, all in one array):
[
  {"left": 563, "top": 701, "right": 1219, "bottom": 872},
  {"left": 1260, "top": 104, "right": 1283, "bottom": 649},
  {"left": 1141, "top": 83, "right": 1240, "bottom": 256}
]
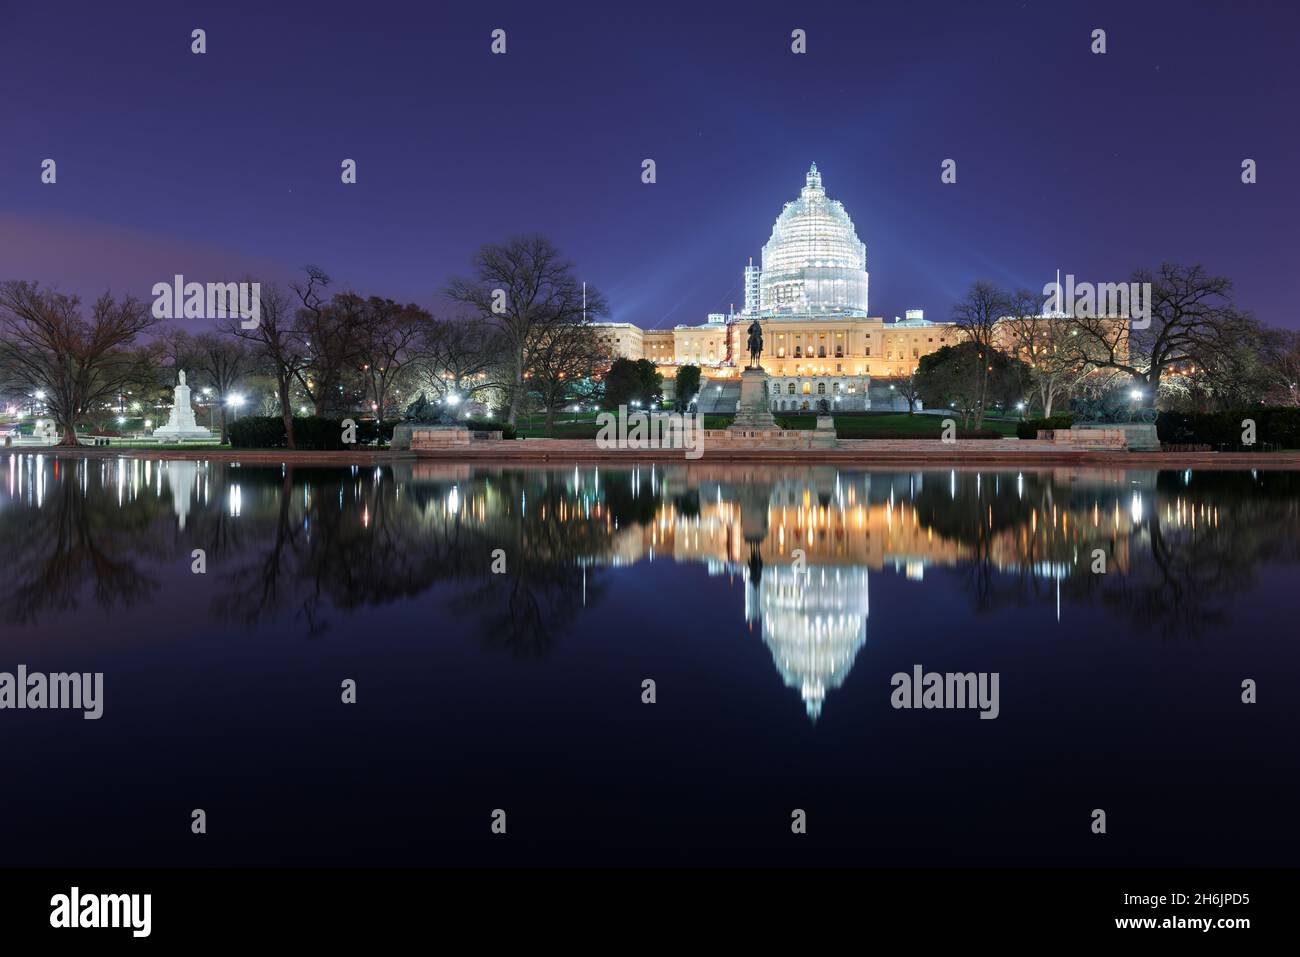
[{"left": 596, "top": 164, "right": 958, "bottom": 412}]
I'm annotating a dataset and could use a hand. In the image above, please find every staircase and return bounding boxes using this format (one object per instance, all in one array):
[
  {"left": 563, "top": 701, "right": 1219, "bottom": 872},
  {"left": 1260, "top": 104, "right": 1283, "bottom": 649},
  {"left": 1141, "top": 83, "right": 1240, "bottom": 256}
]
[{"left": 694, "top": 379, "right": 742, "bottom": 415}]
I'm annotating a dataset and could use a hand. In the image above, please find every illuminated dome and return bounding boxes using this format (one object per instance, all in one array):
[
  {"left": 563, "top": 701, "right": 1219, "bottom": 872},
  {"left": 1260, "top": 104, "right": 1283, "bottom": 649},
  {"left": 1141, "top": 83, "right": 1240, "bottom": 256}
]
[
  {"left": 747, "top": 564, "right": 870, "bottom": 720},
  {"left": 759, "top": 164, "right": 869, "bottom": 317}
]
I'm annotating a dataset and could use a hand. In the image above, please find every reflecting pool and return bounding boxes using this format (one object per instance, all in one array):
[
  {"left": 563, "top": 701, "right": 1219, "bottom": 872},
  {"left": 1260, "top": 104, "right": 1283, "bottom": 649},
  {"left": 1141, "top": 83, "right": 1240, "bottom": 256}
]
[{"left": 1, "top": 455, "right": 1297, "bottom": 866}]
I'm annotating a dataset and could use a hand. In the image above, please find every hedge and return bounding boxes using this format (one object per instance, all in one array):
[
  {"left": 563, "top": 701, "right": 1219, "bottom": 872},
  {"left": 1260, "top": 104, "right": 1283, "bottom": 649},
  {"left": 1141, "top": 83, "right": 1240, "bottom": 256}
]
[
  {"left": 1016, "top": 414, "right": 1075, "bottom": 440},
  {"left": 1156, "top": 408, "right": 1300, "bottom": 448},
  {"left": 228, "top": 416, "right": 395, "bottom": 449}
]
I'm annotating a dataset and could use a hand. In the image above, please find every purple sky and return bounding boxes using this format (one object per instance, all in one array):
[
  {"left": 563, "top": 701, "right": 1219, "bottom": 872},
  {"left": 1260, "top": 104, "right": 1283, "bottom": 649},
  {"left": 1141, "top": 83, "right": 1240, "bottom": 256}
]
[{"left": 1, "top": 0, "right": 1297, "bottom": 329}]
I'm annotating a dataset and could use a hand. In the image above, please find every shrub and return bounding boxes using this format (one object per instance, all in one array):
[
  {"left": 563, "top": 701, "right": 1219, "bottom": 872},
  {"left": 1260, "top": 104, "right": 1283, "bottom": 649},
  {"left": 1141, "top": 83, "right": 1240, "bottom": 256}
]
[
  {"left": 1157, "top": 408, "right": 1300, "bottom": 449},
  {"left": 465, "top": 418, "right": 517, "bottom": 440},
  {"left": 1017, "top": 414, "right": 1075, "bottom": 440},
  {"left": 228, "top": 416, "right": 287, "bottom": 448},
  {"left": 227, "top": 416, "right": 398, "bottom": 449}
]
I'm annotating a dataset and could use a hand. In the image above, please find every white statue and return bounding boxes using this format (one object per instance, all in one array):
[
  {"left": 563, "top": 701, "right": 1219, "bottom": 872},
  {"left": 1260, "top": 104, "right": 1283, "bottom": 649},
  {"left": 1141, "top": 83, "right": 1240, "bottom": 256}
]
[{"left": 153, "top": 368, "right": 214, "bottom": 442}]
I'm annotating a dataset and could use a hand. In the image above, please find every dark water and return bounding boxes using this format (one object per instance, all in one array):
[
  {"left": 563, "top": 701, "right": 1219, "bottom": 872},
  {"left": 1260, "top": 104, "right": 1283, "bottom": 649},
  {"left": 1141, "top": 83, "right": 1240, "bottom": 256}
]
[{"left": 1, "top": 455, "right": 1297, "bottom": 867}]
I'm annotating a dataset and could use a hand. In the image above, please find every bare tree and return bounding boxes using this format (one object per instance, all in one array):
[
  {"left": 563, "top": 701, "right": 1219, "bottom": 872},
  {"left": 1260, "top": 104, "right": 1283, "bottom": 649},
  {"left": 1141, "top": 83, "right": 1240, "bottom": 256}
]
[
  {"left": 525, "top": 321, "right": 609, "bottom": 433},
  {"left": 892, "top": 373, "right": 921, "bottom": 414},
  {"left": 292, "top": 267, "right": 360, "bottom": 416},
  {"left": 351, "top": 296, "right": 431, "bottom": 425},
  {"left": 1260, "top": 328, "right": 1300, "bottom": 407},
  {"left": 951, "top": 281, "right": 1007, "bottom": 428},
  {"left": 445, "top": 235, "right": 607, "bottom": 425},
  {"left": 411, "top": 316, "right": 506, "bottom": 409},
  {"left": 227, "top": 283, "right": 305, "bottom": 448},
  {"left": 191, "top": 332, "right": 252, "bottom": 443},
  {"left": 997, "top": 288, "right": 1098, "bottom": 416},
  {"left": 0, "top": 282, "right": 158, "bottom": 445},
  {"left": 1071, "top": 263, "right": 1243, "bottom": 403},
  {"left": 157, "top": 326, "right": 200, "bottom": 373}
]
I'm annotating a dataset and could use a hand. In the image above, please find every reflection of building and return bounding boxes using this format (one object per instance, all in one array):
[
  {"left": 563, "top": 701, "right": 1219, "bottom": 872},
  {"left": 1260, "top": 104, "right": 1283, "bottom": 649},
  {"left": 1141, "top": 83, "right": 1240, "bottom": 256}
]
[
  {"left": 594, "top": 165, "right": 956, "bottom": 411},
  {"left": 746, "top": 564, "right": 869, "bottom": 720},
  {"left": 403, "top": 465, "right": 1153, "bottom": 719}
]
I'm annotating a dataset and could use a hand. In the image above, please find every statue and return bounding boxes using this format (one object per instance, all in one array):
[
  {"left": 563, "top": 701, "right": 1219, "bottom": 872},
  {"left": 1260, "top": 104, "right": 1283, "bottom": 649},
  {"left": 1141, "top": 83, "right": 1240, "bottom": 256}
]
[
  {"left": 403, "top": 391, "right": 462, "bottom": 426},
  {"left": 1072, "top": 389, "right": 1157, "bottom": 425},
  {"left": 746, "top": 319, "right": 763, "bottom": 369},
  {"left": 153, "top": 368, "right": 214, "bottom": 441}
]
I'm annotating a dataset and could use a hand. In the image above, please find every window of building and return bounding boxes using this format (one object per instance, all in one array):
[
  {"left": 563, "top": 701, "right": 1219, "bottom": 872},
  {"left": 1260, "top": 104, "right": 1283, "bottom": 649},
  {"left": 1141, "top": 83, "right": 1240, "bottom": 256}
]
[
  {"left": 802, "top": 382, "right": 811, "bottom": 395},
  {"left": 818, "top": 346, "right": 826, "bottom": 357},
  {"left": 787, "top": 383, "right": 796, "bottom": 395},
  {"left": 865, "top": 347, "right": 871, "bottom": 356},
  {"left": 817, "top": 382, "right": 826, "bottom": 395}
]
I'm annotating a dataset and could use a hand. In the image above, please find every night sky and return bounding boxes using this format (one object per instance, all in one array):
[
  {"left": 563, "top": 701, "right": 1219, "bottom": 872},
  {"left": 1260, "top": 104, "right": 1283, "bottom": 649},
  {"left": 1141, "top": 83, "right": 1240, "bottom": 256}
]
[{"left": 1, "top": 0, "right": 1296, "bottom": 329}]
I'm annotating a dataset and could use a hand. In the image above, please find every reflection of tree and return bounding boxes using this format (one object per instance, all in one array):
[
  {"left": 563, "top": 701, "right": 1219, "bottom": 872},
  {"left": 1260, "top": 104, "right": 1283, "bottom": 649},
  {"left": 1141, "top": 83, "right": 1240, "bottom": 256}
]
[
  {"left": 214, "top": 467, "right": 316, "bottom": 630},
  {"left": 1065, "top": 472, "right": 1300, "bottom": 638},
  {"left": 913, "top": 472, "right": 1066, "bottom": 612},
  {"left": 208, "top": 468, "right": 616, "bottom": 647},
  {"left": 444, "top": 476, "right": 612, "bottom": 656},
  {"left": 0, "top": 461, "right": 159, "bottom": 622}
]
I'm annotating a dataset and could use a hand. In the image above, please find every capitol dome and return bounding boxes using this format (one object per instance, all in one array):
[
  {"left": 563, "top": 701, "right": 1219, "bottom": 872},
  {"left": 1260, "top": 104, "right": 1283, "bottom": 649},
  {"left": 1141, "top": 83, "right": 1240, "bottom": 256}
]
[{"left": 759, "top": 163, "right": 870, "bottom": 317}]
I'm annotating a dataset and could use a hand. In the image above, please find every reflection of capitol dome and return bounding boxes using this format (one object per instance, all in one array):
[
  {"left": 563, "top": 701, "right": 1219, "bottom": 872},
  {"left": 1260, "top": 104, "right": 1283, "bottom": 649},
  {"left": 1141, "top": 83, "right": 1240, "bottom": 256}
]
[
  {"left": 759, "top": 164, "right": 870, "bottom": 317},
  {"left": 746, "top": 564, "right": 870, "bottom": 720}
]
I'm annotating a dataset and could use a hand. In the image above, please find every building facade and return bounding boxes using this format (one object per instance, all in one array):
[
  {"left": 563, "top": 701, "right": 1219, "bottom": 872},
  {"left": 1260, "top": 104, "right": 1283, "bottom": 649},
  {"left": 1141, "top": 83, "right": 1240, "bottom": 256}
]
[{"left": 595, "top": 164, "right": 957, "bottom": 411}]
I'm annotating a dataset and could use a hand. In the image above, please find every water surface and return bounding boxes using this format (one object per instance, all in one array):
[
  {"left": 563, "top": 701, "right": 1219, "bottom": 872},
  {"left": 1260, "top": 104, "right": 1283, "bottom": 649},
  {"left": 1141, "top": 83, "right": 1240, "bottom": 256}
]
[{"left": 1, "top": 455, "right": 1297, "bottom": 866}]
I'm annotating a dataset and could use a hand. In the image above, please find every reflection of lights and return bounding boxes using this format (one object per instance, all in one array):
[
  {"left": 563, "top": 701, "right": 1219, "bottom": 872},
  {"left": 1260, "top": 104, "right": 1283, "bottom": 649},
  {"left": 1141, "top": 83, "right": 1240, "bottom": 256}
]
[
  {"left": 448, "top": 485, "right": 461, "bottom": 515},
  {"left": 228, "top": 483, "right": 243, "bottom": 517},
  {"left": 1130, "top": 491, "right": 1143, "bottom": 524}
]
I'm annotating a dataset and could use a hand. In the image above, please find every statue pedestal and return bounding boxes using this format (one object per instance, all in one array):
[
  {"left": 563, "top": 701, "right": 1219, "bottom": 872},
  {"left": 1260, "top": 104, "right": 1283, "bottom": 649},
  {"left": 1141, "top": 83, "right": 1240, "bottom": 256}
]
[
  {"left": 393, "top": 423, "right": 470, "bottom": 451},
  {"left": 728, "top": 368, "right": 776, "bottom": 430},
  {"left": 811, "top": 414, "right": 838, "bottom": 448},
  {"left": 1072, "top": 422, "right": 1160, "bottom": 451}
]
